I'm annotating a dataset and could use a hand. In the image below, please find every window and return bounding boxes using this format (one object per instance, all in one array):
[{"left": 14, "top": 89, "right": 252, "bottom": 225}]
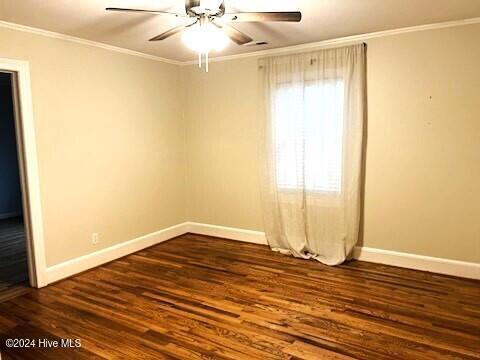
[{"left": 273, "top": 79, "right": 345, "bottom": 193}]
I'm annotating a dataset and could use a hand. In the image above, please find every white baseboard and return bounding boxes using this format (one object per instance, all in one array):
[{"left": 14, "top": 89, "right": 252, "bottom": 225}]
[
  {"left": 43, "top": 222, "right": 480, "bottom": 286},
  {"left": 0, "top": 211, "right": 22, "bottom": 220},
  {"left": 352, "top": 246, "right": 480, "bottom": 280},
  {"left": 186, "top": 223, "right": 480, "bottom": 280},
  {"left": 44, "top": 222, "right": 189, "bottom": 285},
  {"left": 187, "top": 222, "right": 267, "bottom": 245}
]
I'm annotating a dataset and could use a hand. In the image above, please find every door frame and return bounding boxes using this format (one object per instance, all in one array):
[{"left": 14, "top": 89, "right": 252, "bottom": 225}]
[{"left": 0, "top": 58, "right": 46, "bottom": 288}]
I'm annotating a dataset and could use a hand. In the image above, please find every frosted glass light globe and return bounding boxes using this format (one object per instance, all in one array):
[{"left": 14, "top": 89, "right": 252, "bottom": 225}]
[{"left": 181, "top": 22, "right": 229, "bottom": 53}]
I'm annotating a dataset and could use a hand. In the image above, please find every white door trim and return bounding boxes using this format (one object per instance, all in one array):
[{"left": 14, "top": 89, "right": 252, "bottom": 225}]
[{"left": 0, "top": 58, "right": 47, "bottom": 287}]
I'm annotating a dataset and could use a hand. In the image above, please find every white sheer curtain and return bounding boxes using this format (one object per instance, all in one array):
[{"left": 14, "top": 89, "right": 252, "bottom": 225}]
[{"left": 258, "top": 44, "right": 366, "bottom": 265}]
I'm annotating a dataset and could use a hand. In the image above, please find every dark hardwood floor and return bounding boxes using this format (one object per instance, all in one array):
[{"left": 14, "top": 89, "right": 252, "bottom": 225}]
[
  {"left": 0, "top": 234, "right": 478, "bottom": 359},
  {"left": 0, "top": 216, "right": 29, "bottom": 303}
]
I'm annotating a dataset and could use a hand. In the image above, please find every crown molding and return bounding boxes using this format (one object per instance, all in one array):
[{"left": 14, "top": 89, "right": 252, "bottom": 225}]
[
  {"left": 1, "top": 17, "right": 480, "bottom": 66},
  {"left": 181, "top": 16, "right": 480, "bottom": 65},
  {"left": 0, "top": 20, "right": 182, "bottom": 66}
]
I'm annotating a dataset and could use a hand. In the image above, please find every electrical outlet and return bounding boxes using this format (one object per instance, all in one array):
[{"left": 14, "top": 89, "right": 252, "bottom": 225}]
[{"left": 91, "top": 233, "right": 99, "bottom": 245}]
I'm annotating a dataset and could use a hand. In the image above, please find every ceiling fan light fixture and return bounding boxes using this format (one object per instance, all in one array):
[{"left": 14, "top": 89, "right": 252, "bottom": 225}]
[
  {"left": 181, "top": 21, "right": 230, "bottom": 54},
  {"left": 106, "top": 0, "right": 302, "bottom": 72}
]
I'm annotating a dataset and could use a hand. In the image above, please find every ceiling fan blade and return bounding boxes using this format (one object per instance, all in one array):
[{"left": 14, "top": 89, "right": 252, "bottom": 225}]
[
  {"left": 217, "top": 23, "right": 252, "bottom": 45},
  {"left": 185, "top": 0, "right": 201, "bottom": 15},
  {"left": 217, "top": 1, "right": 226, "bottom": 16},
  {"left": 106, "top": 7, "right": 185, "bottom": 17},
  {"left": 224, "top": 12, "right": 302, "bottom": 22},
  {"left": 149, "top": 23, "right": 192, "bottom": 41}
]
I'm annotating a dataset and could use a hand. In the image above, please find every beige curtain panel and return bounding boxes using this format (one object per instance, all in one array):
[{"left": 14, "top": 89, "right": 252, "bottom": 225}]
[{"left": 258, "top": 44, "right": 366, "bottom": 265}]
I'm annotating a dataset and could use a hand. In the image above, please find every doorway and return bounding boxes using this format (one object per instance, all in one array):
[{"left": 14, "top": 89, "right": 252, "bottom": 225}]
[
  {"left": 0, "top": 72, "right": 30, "bottom": 300},
  {"left": 0, "top": 59, "right": 46, "bottom": 290}
]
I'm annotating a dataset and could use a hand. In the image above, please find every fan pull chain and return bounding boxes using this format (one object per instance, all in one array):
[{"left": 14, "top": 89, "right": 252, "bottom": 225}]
[{"left": 197, "top": 52, "right": 210, "bottom": 73}]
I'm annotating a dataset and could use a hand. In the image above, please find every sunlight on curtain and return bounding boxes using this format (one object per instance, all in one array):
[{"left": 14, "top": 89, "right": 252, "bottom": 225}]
[
  {"left": 259, "top": 44, "right": 366, "bottom": 265},
  {"left": 274, "top": 80, "right": 345, "bottom": 193}
]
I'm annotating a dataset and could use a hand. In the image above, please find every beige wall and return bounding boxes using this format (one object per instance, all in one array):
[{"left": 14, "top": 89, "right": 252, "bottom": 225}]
[
  {"left": 182, "top": 58, "right": 264, "bottom": 231},
  {"left": 183, "top": 23, "right": 480, "bottom": 263},
  {"left": 0, "top": 27, "right": 186, "bottom": 266},
  {"left": 2, "top": 22, "right": 479, "bottom": 268}
]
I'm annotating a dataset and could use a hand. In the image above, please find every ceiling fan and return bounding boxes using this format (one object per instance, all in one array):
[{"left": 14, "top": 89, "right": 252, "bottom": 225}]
[{"left": 106, "top": 0, "right": 302, "bottom": 71}]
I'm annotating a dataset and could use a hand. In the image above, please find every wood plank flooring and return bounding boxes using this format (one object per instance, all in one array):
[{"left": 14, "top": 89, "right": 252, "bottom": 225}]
[
  {"left": 0, "top": 216, "right": 29, "bottom": 303},
  {"left": 0, "top": 234, "right": 478, "bottom": 359}
]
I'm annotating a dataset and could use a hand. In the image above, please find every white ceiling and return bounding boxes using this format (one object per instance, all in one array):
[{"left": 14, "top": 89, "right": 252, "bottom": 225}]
[{"left": 1, "top": 0, "right": 480, "bottom": 62}]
